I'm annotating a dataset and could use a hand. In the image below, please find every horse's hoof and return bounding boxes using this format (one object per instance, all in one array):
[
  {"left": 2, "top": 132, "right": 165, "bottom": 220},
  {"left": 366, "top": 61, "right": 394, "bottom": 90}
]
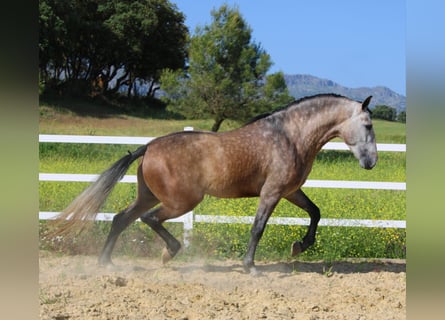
[
  {"left": 249, "top": 267, "right": 262, "bottom": 277},
  {"left": 98, "top": 258, "right": 113, "bottom": 267},
  {"left": 291, "top": 241, "right": 303, "bottom": 256},
  {"left": 105, "top": 263, "right": 121, "bottom": 271},
  {"left": 98, "top": 260, "right": 120, "bottom": 271},
  {"left": 161, "top": 248, "right": 173, "bottom": 265},
  {"left": 242, "top": 262, "right": 262, "bottom": 277}
]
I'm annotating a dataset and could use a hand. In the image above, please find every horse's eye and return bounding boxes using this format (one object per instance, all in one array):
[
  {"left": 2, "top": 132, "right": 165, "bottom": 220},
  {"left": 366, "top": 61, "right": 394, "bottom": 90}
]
[{"left": 365, "top": 124, "right": 373, "bottom": 130}]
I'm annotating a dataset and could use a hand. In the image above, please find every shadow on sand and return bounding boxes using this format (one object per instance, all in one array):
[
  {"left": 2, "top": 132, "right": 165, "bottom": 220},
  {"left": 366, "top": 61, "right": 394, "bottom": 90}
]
[{"left": 169, "top": 258, "right": 405, "bottom": 276}]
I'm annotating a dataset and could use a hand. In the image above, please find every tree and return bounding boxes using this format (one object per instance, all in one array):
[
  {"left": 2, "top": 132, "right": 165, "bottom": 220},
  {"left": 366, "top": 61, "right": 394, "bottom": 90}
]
[
  {"left": 397, "top": 110, "right": 406, "bottom": 123},
  {"left": 39, "top": 0, "right": 67, "bottom": 84},
  {"left": 160, "top": 5, "right": 293, "bottom": 131},
  {"left": 39, "top": 0, "right": 188, "bottom": 98},
  {"left": 39, "top": 0, "right": 116, "bottom": 95},
  {"left": 372, "top": 105, "right": 397, "bottom": 121},
  {"left": 99, "top": 0, "right": 188, "bottom": 97}
]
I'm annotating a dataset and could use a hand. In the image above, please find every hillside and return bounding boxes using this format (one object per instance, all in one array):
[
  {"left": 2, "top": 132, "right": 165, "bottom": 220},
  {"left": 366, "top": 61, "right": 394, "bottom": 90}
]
[{"left": 284, "top": 74, "right": 406, "bottom": 113}]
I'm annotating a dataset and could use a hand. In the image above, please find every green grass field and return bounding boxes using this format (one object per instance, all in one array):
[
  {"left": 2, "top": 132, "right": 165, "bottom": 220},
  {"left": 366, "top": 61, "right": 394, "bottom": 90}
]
[
  {"left": 39, "top": 98, "right": 406, "bottom": 143},
  {"left": 39, "top": 100, "right": 406, "bottom": 262}
]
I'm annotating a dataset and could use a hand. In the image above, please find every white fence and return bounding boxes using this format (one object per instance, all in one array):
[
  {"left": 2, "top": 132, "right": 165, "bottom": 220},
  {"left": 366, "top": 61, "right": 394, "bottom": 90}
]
[
  {"left": 38, "top": 134, "right": 407, "bottom": 152},
  {"left": 39, "top": 133, "right": 406, "bottom": 245}
]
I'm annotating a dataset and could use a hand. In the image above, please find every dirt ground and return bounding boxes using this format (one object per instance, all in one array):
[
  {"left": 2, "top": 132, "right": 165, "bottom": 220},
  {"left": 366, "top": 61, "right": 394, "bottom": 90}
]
[{"left": 39, "top": 251, "right": 405, "bottom": 320}]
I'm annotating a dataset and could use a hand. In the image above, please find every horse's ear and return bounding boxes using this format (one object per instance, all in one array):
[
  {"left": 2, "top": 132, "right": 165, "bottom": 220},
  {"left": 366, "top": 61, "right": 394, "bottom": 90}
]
[{"left": 362, "top": 96, "right": 372, "bottom": 111}]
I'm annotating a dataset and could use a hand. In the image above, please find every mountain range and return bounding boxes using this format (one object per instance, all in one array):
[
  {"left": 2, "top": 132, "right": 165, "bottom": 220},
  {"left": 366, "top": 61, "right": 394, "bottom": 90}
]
[{"left": 284, "top": 74, "right": 406, "bottom": 113}]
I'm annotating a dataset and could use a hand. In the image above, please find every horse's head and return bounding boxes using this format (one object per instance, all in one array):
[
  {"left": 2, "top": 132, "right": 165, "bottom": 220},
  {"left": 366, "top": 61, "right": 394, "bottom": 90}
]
[{"left": 340, "top": 96, "right": 377, "bottom": 170}]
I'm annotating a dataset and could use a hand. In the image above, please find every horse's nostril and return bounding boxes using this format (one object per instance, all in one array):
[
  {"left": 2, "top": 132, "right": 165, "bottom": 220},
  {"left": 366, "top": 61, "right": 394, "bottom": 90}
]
[{"left": 360, "top": 157, "right": 376, "bottom": 170}]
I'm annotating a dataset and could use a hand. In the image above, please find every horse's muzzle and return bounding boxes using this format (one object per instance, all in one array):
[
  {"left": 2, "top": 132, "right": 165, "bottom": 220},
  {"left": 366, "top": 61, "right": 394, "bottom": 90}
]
[{"left": 360, "top": 156, "right": 377, "bottom": 170}]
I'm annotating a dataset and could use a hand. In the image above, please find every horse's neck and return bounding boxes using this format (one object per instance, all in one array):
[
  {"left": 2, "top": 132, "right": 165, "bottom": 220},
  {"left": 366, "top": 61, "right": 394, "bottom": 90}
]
[{"left": 285, "top": 101, "right": 352, "bottom": 157}]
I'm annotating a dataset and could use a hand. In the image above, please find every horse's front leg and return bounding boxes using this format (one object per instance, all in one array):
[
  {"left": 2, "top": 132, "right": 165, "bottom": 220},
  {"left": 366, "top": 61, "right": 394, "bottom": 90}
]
[
  {"left": 285, "top": 189, "right": 320, "bottom": 256},
  {"left": 243, "top": 195, "right": 280, "bottom": 275}
]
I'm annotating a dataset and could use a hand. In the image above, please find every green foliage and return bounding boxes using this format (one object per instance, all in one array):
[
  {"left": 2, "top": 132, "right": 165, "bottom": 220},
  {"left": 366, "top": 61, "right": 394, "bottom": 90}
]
[
  {"left": 397, "top": 110, "right": 406, "bottom": 123},
  {"left": 160, "top": 4, "right": 293, "bottom": 131},
  {"left": 372, "top": 104, "right": 397, "bottom": 121},
  {"left": 39, "top": 0, "right": 188, "bottom": 98}
]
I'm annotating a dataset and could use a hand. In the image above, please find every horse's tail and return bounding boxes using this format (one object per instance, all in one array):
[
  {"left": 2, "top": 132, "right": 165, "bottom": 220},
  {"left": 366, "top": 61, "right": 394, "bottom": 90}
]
[{"left": 49, "top": 144, "right": 148, "bottom": 237}]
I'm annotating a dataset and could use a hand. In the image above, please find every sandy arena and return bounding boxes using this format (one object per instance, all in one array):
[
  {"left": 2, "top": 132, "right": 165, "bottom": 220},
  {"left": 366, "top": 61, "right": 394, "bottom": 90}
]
[{"left": 39, "top": 251, "right": 405, "bottom": 320}]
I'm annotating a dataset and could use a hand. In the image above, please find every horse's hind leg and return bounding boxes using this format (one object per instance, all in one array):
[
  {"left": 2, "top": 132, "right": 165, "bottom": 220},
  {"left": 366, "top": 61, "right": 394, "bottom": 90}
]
[
  {"left": 285, "top": 189, "right": 320, "bottom": 256},
  {"left": 140, "top": 204, "right": 193, "bottom": 264},
  {"left": 98, "top": 196, "right": 158, "bottom": 265},
  {"left": 99, "top": 166, "right": 160, "bottom": 266}
]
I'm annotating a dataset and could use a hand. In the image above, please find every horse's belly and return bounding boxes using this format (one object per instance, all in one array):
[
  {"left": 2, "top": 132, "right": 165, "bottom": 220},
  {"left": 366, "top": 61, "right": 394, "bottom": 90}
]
[
  {"left": 207, "top": 188, "right": 259, "bottom": 199},
  {"left": 204, "top": 173, "right": 263, "bottom": 198}
]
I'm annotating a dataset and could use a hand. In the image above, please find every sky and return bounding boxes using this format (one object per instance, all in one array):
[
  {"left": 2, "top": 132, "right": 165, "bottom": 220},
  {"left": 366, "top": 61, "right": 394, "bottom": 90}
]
[{"left": 172, "top": 0, "right": 406, "bottom": 95}]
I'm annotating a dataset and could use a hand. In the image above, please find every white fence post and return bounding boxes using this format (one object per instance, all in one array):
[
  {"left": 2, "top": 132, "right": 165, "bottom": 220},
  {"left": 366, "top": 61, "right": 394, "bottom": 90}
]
[
  {"left": 182, "top": 126, "right": 194, "bottom": 246},
  {"left": 182, "top": 211, "right": 194, "bottom": 248}
]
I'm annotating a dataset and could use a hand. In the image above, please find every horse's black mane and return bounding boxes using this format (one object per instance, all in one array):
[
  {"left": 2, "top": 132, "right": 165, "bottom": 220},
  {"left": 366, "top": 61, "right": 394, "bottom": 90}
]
[{"left": 244, "top": 93, "right": 350, "bottom": 126}]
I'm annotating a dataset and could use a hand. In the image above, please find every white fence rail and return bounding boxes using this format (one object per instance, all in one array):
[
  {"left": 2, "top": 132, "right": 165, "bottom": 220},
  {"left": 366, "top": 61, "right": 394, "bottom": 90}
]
[
  {"left": 39, "top": 134, "right": 406, "bottom": 242},
  {"left": 39, "top": 173, "right": 406, "bottom": 190},
  {"left": 39, "top": 212, "right": 405, "bottom": 229},
  {"left": 39, "top": 134, "right": 406, "bottom": 152}
]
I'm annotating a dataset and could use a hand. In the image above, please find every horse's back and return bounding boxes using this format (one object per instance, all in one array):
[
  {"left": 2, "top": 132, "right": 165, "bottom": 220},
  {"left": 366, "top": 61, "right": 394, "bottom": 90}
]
[{"left": 141, "top": 130, "right": 267, "bottom": 199}]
